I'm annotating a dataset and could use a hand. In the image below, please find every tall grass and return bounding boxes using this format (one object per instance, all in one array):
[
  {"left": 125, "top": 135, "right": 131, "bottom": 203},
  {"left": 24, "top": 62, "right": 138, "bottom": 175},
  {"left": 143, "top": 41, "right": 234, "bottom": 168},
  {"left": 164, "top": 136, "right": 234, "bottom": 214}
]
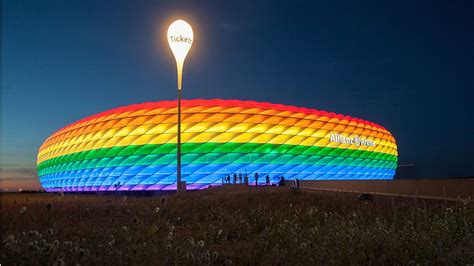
[{"left": 2, "top": 186, "right": 473, "bottom": 265}]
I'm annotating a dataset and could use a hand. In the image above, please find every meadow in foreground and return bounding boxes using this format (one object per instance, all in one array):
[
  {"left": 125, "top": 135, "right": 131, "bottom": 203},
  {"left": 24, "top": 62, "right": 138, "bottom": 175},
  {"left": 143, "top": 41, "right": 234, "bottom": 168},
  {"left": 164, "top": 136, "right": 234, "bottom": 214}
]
[{"left": 2, "top": 186, "right": 473, "bottom": 265}]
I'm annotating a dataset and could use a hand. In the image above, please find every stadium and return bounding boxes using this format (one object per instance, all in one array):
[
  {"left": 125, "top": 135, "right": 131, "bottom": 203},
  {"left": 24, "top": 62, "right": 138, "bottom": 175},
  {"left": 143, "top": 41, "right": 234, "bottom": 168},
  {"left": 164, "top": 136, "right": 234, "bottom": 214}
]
[{"left": 37, "top": 99, "right": 398, "bottom": 192}]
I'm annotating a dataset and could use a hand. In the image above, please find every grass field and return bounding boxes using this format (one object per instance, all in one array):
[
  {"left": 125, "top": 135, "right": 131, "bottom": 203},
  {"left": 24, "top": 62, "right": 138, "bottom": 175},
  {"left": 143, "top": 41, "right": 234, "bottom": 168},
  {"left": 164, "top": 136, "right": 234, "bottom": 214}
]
[{"left": 2, "top": 186, "right": 473, "bottom": 265}]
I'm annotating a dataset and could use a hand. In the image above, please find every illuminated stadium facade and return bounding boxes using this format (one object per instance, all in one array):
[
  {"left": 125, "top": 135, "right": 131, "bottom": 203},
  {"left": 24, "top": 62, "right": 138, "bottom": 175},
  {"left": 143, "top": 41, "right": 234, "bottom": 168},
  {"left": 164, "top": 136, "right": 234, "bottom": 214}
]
[{"left": 37, "top": 99, "right": 398, "bottom": 192}]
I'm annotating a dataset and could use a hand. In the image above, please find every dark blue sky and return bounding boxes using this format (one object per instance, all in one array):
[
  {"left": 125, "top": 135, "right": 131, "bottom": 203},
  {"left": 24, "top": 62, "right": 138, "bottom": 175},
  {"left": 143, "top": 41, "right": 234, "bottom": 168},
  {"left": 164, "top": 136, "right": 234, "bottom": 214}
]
[{"left": 2, "top": 0, "right": 473, "bottom": 189}]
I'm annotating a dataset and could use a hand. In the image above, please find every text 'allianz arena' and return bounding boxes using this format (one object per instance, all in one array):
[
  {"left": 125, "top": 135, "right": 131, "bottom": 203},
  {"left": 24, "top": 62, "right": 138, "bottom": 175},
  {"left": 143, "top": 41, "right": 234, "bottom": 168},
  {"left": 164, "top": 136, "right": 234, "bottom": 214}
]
[{"left": 37, "top": 99, "right": 398, "bottom": 192}]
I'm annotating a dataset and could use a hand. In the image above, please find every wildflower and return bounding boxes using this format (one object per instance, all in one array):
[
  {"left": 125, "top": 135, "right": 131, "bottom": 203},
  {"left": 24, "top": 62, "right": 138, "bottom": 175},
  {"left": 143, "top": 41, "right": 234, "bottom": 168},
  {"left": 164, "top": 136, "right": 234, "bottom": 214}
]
[
  {"left": 27, "top": 242, "right": 38, "bottom": 251},
  {"left": 53, "top": 258, "right": 65, "bottom": 266},
  {"left": 47, "top": 203, "right": 53, "bottom": 211},
  {"left": 20, "top": 206, "right": 28, "bottom": 214},
  {"left": 154, "top": 207, "right": 160, "bottom": 213},
  {"left": 5, "top": 234, "right": 15, "bottom": 242},
  {"left": 185, "top": 252, "right": 192, "bottom": 260},
  {"left": 149, "top": 224, "right": 159, "bottom": 234},
  {"left": 198, "top": 240, "right": 205, "bottom": 248},
  {"left": 45, "top": 243, "right": 55, "bottom": 254},
  {"left": 446, "top": 207, "right": 453, "bottom": 213},
  {"left": 204, "top": 250, "right": 211, "bottom": 260},
  {"left": 122, "top": 196, "right": 127, "bottom": 202},
  {"left": 212, "top": 251, "right": 219, "bottom": 261},
  {"left": 122, "top": 226, "right": 128, "bottom": 231},
  {"left": 78, "top": 248, "right": 85, "bottom": 258},
  {"left": 300, "top": 242, "right": 307, "bottom": 249},
  {"left": 217, "top": 229, "right": 223, "bottom": 236},
  {"left": 64, "top": 241, "right": 73, "bottom": 248}
]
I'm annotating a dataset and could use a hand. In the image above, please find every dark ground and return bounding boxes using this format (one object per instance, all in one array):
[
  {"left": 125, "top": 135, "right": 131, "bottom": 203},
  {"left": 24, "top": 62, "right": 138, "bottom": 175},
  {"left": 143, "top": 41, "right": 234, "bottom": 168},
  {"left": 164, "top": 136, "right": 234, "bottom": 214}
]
[{"left": 2, "top": 186, "right": 473, "bottom": 265}]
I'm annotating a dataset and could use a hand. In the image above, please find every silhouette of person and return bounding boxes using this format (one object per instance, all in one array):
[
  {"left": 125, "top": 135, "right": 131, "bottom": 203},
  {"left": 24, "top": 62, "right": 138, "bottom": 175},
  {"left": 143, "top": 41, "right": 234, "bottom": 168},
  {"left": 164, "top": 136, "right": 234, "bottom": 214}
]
[
  {"left": 233, "top": 173, "right": 237, "bottom": 184},
  {"left": 244, "top": 174, "right": 249, "bottom": 185},
  {"left": 278, "top": 176, "right": 284, "bottom": 186},
  {"left": 265, "top": 174, "right": 270, "bottom": 186},
  {"left": 226, "top": 174, "right": 231, "bottom": 184},
  {"left": 254, "top": 172, "right": 259, "bottom": 186}
]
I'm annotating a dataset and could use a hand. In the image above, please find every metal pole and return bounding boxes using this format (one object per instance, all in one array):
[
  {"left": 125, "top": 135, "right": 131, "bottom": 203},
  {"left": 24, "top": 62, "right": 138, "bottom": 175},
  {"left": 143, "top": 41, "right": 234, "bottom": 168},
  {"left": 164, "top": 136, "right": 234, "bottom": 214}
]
[{"left": 177, "top": 89, "right": 182, "bottom": 194}]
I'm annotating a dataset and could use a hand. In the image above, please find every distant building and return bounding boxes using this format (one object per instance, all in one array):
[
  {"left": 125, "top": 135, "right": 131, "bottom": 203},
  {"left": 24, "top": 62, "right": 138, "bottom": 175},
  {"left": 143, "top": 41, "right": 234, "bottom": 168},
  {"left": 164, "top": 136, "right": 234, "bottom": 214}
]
[{"left": 37, "top": 99, "right": 398, "bottom": 192}]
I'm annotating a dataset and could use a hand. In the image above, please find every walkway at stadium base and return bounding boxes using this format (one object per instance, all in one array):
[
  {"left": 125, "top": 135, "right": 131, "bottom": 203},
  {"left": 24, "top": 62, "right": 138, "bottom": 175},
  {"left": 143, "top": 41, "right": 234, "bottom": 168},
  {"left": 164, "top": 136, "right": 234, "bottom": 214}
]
[{"left": 291, "top": 178, "right": 473, "bottom": 202}]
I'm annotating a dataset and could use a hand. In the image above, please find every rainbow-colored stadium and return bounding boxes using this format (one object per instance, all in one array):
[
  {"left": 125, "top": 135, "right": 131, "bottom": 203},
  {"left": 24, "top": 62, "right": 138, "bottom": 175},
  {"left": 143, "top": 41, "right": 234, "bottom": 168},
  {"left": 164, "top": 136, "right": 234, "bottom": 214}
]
[{"left": 37, "top": 99, "right": 398, "bottom": 192}]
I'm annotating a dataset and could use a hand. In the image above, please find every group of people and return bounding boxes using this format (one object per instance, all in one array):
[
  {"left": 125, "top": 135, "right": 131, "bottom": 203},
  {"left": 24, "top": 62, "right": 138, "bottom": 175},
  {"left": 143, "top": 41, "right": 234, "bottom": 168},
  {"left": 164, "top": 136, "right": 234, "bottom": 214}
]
[{"left": 222, "top": 172, "right": 286, "bottom": 186}]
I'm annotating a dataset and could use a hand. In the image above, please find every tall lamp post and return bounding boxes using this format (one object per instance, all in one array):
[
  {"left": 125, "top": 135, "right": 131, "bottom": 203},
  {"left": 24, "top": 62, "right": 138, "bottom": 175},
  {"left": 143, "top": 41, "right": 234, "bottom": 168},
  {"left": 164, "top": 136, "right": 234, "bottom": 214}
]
[{"left": 167, "top": 20, "right": 193, "bottom": 194}]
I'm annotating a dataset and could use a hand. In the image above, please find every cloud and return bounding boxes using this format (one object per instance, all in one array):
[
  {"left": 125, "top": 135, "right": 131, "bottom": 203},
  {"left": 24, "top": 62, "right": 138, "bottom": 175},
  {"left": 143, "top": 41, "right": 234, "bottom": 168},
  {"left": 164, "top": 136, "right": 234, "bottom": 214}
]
[
  {"left": 0, "top": 164, "right": 41, "bottom": 189},
  {"left": 1, "top": 168, "right": 37, "bottom": 178}
]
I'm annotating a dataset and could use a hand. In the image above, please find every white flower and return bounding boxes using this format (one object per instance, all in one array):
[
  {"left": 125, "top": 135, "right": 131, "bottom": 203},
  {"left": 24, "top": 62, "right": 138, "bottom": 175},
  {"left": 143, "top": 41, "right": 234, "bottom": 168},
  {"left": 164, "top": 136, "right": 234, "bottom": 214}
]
[
  {"left": 197, "top": 240, "right": 205, "bottom": 248},
  {"left": 53, "top": 258, "right": 65, "bottom": 266},
  {"left": 19, "top": 207, "right": 27, "bottom": 214},
  {"left": 154, "top": 207, "right": 160, "bottom": 213}
]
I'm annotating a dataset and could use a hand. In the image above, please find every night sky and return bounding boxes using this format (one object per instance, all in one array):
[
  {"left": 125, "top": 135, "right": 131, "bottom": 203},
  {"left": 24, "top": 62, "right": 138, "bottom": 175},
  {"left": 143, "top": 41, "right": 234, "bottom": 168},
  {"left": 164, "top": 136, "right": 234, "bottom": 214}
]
[{"left": 2, "top": 0, "right": 473, "bottom": 190}]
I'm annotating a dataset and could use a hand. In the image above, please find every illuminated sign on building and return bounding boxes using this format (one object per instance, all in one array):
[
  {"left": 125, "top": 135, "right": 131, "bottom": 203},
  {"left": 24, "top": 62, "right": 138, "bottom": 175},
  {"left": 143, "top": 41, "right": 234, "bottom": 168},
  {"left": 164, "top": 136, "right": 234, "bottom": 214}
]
[{"left": 330, "top": 133, "right": 376, "bottom": 147}]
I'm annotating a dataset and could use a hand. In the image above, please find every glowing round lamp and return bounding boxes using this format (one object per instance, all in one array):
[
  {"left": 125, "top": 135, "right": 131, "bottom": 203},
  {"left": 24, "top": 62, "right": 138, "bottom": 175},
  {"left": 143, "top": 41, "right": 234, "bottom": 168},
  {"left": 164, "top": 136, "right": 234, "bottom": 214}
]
[{"left": 167, "top": 19, "right": 193, "bottom": 90}]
